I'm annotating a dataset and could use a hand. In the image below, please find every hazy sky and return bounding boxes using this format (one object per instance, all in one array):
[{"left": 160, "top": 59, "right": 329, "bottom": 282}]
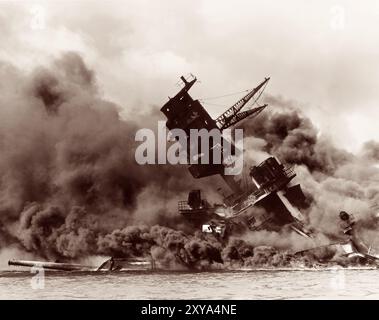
[{"left": 0, "top": 0, "right": 378, "bottom": 152}]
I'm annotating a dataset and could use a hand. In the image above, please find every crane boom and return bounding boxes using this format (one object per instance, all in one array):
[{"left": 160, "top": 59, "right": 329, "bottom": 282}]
[
  {"left": 222, "top": 104, "right": 267, "bottom": 129},
  {"left": 215, "top": 77, "right": 270, "bottom": 130}
]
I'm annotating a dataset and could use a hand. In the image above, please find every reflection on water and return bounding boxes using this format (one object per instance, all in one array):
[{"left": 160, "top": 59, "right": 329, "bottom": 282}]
[{"left": 1, "top": 269, "right": 379, "bottom": 299}]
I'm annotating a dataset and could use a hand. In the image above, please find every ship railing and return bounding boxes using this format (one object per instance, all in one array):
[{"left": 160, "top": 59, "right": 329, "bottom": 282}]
[
  {"left": 178, "top": 201, "right": 192, "bottom": 211},
  {"left": 283, "top": 166, "right": 296, "bottom": 179},
  {"left": 257, "top": 167, "right": 296, "bottom": 193},
  {"left": 250, "top": 188, "right": 266, "bottom": 199},
  {"left": 235, "top": 189, "right": 267, "bottom": 210}
]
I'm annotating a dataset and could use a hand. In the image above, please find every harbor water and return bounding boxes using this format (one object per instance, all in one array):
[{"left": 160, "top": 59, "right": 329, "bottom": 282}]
[{"left": 1, "top": 269, "right": 379, "bottom": 299}]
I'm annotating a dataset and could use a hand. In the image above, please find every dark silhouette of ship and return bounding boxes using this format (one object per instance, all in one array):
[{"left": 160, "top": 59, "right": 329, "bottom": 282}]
[
  {"left": 160, "top": 75, "right": 379, "bottom": 265},
  {"left": 161, "top": 75, "right": 311, "bottom": 239},
  {"left": 8, "top": 75, "right": 379, "bottom": 271}
]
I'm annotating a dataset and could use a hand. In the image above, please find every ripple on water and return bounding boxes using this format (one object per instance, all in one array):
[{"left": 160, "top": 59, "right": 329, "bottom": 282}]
[{"left": 1, "top": 269, "right": 379, "bottom": 299}]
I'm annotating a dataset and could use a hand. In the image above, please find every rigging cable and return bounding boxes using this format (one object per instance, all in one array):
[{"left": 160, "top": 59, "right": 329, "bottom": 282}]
[
  {"left": 201, "top": 102, "right": 231, "bottom": 107},
  {"left": 200, "top": 80, "right": 269, "bottom": 109},
  {"left": 246, "top": 80, "right": 269, "bottom": 109},
  {"left": 198, "top": 89, "right": 250, "bottom": 101}
]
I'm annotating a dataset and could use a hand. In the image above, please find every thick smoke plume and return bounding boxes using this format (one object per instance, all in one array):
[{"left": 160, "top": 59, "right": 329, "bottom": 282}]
[
  {"left": 362, "top": 140, "right": 379, "bottom": 162},
  {"left": 240, "top": 94, "right": 379, "bottom": 252},
  {"left": 0, "top": 52, "right": 218, "bottom": 261},
  {"left": 0, "top": 53, "right": 378, "bottom": 269}
]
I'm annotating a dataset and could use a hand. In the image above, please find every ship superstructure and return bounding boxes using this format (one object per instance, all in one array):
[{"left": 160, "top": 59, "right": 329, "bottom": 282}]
[
  {"left": 161, "top": 75, "right": 269, "bottom": 192},
  {"left": 161, "top": 76, "right": 310, "bottom": 238}
]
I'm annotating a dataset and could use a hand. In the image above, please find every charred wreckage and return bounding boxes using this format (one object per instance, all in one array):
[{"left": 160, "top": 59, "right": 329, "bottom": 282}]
[{"left": 9, "top": 75, "right": 379, "bottom": 271}]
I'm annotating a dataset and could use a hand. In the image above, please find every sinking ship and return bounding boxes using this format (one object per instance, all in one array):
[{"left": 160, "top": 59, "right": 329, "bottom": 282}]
[
  {"left": 8, "top": 75, "right": 379, "bottom": 272},
  {"left": 160, "top": 75, "right": 379, "bottom": 265},
  {"left": 161, "top": 75, "right": 310, "bottom": 239}
]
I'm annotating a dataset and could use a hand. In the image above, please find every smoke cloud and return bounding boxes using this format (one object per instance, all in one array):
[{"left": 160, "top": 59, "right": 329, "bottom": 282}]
[
  {"left": 1, "top": 52, "right": 378, "bottom": 269},
  {"left": 0, "top": 52, "right": 202, "bottom": 257},
  {"left": 361, "top": 140, "right": 379, "bottom": 162},
  {"left": 239, "top": 96, "right": 379, "bottom": 252}
]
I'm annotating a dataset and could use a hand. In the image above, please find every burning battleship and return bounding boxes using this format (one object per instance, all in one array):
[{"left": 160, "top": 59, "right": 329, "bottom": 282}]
[
  {"left": 161, "top": 76, "right": 309, "bottom": 237},
  {"left": 8, "top": 74, "right": 379, "bottom": 272},
  {"left": 160, "top": 75, "right": 379, "bottom": 265}
]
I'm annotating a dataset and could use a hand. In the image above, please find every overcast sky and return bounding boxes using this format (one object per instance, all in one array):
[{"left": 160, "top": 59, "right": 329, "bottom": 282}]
[{"left": 0, "top": 0, "right": 378, "bottom": 152}]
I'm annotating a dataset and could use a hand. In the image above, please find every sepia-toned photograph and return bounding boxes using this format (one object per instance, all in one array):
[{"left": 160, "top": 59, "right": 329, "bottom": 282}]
[{"left": 0, "top": 0, "right": 379, "bottom": 302}]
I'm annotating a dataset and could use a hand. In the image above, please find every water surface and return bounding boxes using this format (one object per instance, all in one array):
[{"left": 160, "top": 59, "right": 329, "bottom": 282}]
[{"left": 1, "top": 269, "right": 379, "bottom": 299}]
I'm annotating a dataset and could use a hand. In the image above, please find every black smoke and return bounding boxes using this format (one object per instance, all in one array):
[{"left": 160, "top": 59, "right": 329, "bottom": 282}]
[{"left": 0, "top": 53, "right": 378, "bottom": 269}]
